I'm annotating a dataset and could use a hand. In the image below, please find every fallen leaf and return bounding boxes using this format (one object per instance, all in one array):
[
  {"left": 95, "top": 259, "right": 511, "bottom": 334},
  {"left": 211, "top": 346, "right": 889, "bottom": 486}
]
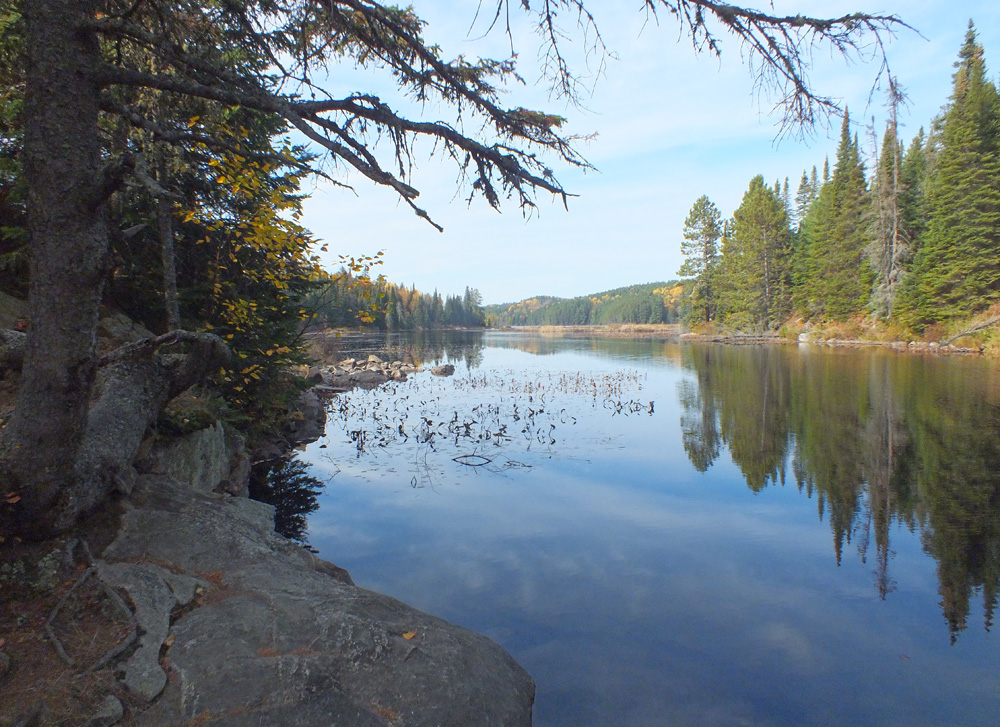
[
  {"left": 164, "top": 634, "right": 176, "bottom": 648},
  {"left": 402, "top": 631, "right": 417, "bottom": 640}
]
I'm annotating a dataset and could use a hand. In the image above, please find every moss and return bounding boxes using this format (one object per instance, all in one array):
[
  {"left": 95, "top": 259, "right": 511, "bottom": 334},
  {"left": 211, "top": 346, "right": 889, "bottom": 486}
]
[{"left": 156, "top": 387, "right": 228, "bottom": 437}]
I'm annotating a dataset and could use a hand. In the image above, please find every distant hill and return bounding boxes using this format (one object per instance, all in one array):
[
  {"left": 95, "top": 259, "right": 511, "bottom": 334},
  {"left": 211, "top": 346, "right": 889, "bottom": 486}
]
[{"left": 484, "top": 281, "right": 691, "bottom": 326}]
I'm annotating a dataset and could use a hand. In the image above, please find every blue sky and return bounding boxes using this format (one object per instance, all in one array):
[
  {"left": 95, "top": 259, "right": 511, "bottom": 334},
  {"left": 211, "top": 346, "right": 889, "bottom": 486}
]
[{"left": 300, "top": 1, "right": 1000, "bottom": 306}]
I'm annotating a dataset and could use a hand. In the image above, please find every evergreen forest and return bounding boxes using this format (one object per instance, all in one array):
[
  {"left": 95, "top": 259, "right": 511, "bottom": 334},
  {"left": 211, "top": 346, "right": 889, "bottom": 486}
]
[
  {"left": 677, "top": 22, "right": 1000, "bottom": 338},
  {"left": 484, "top": 282, "right": 687, "bottom": 326},
  {"left": 308, "top": 274, "right": 486, "bottom": 330}
]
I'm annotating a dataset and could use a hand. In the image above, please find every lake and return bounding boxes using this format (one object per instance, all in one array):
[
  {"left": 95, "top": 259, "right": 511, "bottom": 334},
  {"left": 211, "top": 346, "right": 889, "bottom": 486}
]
[{"left": 289, "top": 331, "right": 1000, "bottom": 726}]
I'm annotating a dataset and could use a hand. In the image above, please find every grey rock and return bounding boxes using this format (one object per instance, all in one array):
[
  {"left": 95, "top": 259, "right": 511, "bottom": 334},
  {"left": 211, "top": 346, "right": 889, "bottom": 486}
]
[
  {"left": 286, "top": 389, "right": 326, "bottom": 445},
  {"left": 0, "top": 328, "right": 26, "bottom": 371},
  {"left": 222, "top": 428, "right": 251, "bottom": 497},
  {"left": 430, "top": 364, "right": 455, "bottom": 377},
  {"left": 160, "top": 570, "right": 208, "bottom": 607},
  {"left": 137, "top": 423, "right": 230, "bottom": 494},
  {"left": 95, "top": 561, "right": 174, "bottom": 701},
  {"left": 0, "top": 290, "right": 27, "bottom": 330},
  {"left": 98, "top": 312, "right": 153, "bottom": 344},
  {"left": 347, "top": 369, "right": 390, "bottom": 389},
  {"left": 103, "top": 477, "right": 534, "bottom": 727},
  {"left": 311, "top": 384, "right": 341, "bottom": 398},
  {"left": 83, "top": 695, "right": 123, "bottom": 727}
]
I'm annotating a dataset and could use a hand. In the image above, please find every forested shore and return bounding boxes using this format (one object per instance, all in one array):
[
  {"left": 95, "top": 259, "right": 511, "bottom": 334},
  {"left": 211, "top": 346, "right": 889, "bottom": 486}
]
[{"left": 676, "top": 22, "right": 1000, "bottom": 352}]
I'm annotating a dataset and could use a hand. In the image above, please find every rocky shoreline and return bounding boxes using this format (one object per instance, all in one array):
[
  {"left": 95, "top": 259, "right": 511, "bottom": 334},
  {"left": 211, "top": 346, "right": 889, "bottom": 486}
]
[
  {"left": 95, "top": 470, "right": 534, "bottom": 726},
  {"left": 2, "top": 358, "right": 532, "bottom": 727},
  {"left": 508, "top": 323, "right": 987, "bottom": 355}
]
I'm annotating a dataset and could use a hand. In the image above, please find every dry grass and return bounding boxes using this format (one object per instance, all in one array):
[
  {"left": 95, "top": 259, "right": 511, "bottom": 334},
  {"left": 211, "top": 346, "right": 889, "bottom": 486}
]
[{"left": 1, "top": 518, "right": 133, "bottom": 726}]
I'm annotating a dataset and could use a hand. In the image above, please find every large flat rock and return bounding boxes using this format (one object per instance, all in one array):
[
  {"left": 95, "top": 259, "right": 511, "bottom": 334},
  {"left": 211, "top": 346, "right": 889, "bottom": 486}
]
[{"left": 101, "top": 477, "right": 534, "bottom": 726}]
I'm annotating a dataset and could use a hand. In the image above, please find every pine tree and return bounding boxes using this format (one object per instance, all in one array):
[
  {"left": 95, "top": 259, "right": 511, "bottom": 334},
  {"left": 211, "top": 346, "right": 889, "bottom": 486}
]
[
  {"left": 800, "top": 111, "right": 873, "bottom": 319},
  {"left": 678, "top": 195, "right": 723, "bottom": 323},
  {"left": 716, "top": 175, "right": 791, "bottom": 331},
  {"left": 868, "top": 118, "right": 909, "bottom": 317},
  {"left": 899, "top": 129, "right": 929, "bottom": 255},
  {"left": 793, "top": 169, "right": 819, "bottom": 231},
  {"left": 897, "top": 22, "right": 1000, "bottom": 327}
]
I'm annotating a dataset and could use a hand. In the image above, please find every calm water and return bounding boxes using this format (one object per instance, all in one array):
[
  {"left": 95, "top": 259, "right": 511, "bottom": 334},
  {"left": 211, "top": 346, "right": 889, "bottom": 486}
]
[{"left": 295, "top": 331, "right": 1000, "bottom": 727}]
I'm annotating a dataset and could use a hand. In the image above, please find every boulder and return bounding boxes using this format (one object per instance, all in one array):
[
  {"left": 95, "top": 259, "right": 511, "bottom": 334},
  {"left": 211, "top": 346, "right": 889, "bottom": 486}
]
[
  {"left": 347, "top": 369, "right": 390, "bottom": 389},
  {"left": 430, "top": 364, "right": 455, "bottom": 377},
  {"left": 137, "top": 423, "right": 230, "bottom": 494},
  {"left": 0, "top": 328, "right": 26, "bottom": 372},
  {"left": 100, "top": 477, "right": 535, "bottom": 727},
  {"left": 286, "top": 389, "right": 327, "bottom": 445},
  {"left": 97, "top": 312, "right": 153, "bottom": 345},
  {"left": 0, "top": 291, "right": 27, "bottom": 330},
  {"left": 83, "top": 695, "right": 123, "bottom": 727}
]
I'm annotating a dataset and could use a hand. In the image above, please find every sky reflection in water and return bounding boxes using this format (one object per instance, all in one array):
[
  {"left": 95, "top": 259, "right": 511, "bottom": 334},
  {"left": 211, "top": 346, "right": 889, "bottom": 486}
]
[{"left": 301, "top": 332, "right": 1000, "bottom": 727}]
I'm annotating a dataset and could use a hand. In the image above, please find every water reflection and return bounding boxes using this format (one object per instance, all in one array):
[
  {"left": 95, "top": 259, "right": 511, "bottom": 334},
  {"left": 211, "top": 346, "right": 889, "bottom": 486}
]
[
  {"left": 310, "top": 329, "right": 486, "bottom": 370},
  {"left": 320, "top": 368, "right": 653, "bottom": 489},
  {"left": 678, "top": 344, "right": 1000, "bottom": 640},
  {"left": 250, "top": 457, "right": 326, "bottom": 546}
]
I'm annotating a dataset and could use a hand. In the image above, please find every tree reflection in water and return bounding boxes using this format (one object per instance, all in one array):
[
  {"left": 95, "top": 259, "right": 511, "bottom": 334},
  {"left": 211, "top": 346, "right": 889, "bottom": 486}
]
[
  {"left": 250, "top": 457, "right": 326, "bottom": 548},
  {"left": 678, "top": 344, "right": 1000, "bottom": 641}
]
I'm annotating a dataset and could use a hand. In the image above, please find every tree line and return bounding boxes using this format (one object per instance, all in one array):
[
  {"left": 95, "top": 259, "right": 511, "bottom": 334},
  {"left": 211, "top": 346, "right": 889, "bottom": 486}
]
[
  {"left": 308, "top": 274, "right": 486, "bottom": 330},
  {"left": 484, "top": 283, "right": 687, "bottom": 326},
  {"left": 679, "top": 22, "right": 1000, "bottom": 336}
]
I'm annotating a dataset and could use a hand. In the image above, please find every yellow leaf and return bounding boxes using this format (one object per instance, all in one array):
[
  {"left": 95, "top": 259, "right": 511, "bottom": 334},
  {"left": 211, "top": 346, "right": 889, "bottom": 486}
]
[
  {"left": 402, "top": 631, "right": 417, "bottom": 640},
  {"left": 187, "top": 116, "right": 200, "bottom": 128}
]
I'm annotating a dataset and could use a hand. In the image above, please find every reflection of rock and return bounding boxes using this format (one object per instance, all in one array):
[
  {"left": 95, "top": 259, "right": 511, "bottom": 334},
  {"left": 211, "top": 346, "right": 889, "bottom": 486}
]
[
  {"left": 430, "top": 363, "right": 455, "bottom": 377},
  {"left": 286, "top": 389, "right": 326, "bottom": 445},
  {"left": 100, "top": 477, "right": 535, "bottom": 726}
]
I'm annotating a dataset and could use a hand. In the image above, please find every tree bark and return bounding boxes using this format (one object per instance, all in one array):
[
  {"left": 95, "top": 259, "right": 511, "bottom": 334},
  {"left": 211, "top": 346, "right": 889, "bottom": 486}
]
[
  {"left": 2, "top": 0, "right": 107, "bottom": 531},
  {"left": 158, "top": 196, "right": 181, "bottom": 331},
  {"left": 3, "top": 329, "right": 231, "bottom": 535},
  {"left": 55, "top": 331, "right": 232, "bottom": 532}
]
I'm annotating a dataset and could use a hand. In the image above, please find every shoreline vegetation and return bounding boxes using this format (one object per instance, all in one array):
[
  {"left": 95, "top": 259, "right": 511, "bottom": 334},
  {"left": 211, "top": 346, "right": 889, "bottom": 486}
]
[{"left": 488, "top": 321, "right": 995, "bottom": 356}]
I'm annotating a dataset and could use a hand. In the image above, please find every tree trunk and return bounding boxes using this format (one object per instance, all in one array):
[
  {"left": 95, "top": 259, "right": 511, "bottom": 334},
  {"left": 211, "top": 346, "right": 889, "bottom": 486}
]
[
  {"left": 2, "top": 0, "right": 106, "bottom": 531},
  {"left": 3, "top": 328, "right": 231, "bottom": 535},
  {"left": 158, "top": 196, "right": 181, "bottom": 331}
]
